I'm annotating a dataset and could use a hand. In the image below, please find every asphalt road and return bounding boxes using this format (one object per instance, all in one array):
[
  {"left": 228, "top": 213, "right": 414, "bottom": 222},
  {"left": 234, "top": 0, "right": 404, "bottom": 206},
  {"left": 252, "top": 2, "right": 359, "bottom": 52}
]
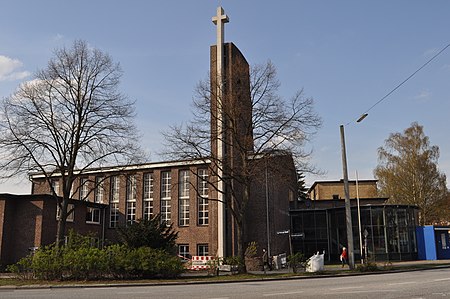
[{"left": 2, "top": 268, "right": 450, "bottom": 299}]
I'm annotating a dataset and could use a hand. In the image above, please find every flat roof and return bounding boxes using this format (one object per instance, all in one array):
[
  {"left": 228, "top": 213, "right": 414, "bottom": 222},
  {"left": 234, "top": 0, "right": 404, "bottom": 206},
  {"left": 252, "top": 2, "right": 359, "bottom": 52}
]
[
  {"left": 307, "top": 179, "right": 378, "bottom": 193},
  {"left": 29, "top": 158, "right": 211, "bottom": 179},
  {"left": 0, "top": 193, "right": 108, "bottom": 208}
]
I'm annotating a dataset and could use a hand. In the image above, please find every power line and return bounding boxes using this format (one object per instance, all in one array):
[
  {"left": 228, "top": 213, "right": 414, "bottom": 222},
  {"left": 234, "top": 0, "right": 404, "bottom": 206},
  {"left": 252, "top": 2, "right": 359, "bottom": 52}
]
[{"left": 347, "top": 41, "right": 450, "bottom": 125}]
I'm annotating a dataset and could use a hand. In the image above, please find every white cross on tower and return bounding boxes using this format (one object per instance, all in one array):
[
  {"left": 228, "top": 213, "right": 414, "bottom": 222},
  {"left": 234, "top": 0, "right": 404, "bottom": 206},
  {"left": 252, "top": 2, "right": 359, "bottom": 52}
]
[
  {"left": 212, "top": 6, "right": 229, "bottom": 49},
  {"left": 211, "top": 6, "right": 228, "bottom": 259},
  {"left": 212, "top": 6, "right": 228, "bottom": 94}
]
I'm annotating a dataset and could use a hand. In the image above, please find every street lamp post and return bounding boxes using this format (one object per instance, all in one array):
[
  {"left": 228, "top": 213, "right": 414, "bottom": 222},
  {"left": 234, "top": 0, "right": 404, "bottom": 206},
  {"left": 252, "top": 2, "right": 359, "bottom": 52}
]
[
  {"left": 340, "top": 125, "right": 355, "bottom": 270},
  {"left": 265, "top": 158, "right": 271, "bottom": 258},
  {"left": 356, "top": 170, "right": 364, "bottom": 264}
]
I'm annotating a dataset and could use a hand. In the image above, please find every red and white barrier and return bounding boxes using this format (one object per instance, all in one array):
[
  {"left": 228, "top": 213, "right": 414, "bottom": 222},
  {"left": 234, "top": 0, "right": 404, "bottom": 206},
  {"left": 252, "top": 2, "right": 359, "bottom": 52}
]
[{"left": 189, "top": 255, "right": 214, "bottom": 270}]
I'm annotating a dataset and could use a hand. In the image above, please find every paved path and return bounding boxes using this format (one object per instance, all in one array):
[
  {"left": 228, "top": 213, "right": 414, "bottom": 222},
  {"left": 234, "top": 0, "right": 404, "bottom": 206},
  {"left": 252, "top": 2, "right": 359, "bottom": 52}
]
[{"left": 181, "top": 259, "right": 450, "bottom": 277}]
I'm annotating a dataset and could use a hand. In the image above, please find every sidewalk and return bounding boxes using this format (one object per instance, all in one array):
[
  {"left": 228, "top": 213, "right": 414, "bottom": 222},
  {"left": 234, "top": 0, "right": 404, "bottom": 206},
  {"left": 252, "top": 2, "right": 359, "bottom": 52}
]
[
  {"left": 180, "top": 259, "right": 450, "bottom": 277},
  {"left": 245, "top": 259, "right": 450, "bottom": 275}
]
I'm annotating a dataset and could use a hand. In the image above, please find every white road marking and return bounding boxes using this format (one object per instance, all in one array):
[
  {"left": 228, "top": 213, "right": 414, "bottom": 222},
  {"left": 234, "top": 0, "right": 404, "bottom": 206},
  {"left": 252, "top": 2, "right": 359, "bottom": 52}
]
[
  {"left": 434, "top": 278, "right": 450, "bottom": 282},
  {"left": 329, "top": 286, "right": 364, "bottom": 291},
  {"left": 388, "top": 281, "right": 417, "bottom": 285},
  {"left": 324, "top": 289, "right": 398, "bottom": 295},
  {"left": 118, "top": 291, "right": 154, "bottom": 295},
  {"left": 263, "top": 290, "right": 304, "bottom": 297}
]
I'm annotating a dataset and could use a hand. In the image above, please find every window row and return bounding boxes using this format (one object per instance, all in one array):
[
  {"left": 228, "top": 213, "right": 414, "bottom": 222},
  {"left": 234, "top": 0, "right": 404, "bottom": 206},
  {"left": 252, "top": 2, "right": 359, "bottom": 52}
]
[
  {"left": 56, "top": 204, "right": 101, "bottom": 225},
  {"left": 108, "top": 169, "right": 209, "bottom": 228},
  {"left": 178, "top": 243, "right": 209, "bottom": 258},
  {"left": 51, "top": 169, "right": 209, "bottom": 228}
]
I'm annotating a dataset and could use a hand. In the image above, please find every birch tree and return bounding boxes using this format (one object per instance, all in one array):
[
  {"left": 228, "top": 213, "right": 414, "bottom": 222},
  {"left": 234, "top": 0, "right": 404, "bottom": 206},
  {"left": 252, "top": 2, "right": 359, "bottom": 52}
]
[{"left": 374, "top": 122, "right": 448, "bottom": 225}]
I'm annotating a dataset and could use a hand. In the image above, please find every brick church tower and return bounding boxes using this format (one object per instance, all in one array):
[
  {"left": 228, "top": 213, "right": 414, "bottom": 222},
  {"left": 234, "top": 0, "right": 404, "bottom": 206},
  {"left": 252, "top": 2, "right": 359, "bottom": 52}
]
[{"left": 210, "top": 7, "right": 254, "bottom": 257}]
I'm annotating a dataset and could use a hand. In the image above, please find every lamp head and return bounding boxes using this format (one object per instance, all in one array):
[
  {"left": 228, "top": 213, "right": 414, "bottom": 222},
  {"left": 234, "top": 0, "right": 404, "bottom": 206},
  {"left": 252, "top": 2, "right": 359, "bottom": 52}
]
[{"left": 357, "top": 113, "right": 368, "bottom": 123}]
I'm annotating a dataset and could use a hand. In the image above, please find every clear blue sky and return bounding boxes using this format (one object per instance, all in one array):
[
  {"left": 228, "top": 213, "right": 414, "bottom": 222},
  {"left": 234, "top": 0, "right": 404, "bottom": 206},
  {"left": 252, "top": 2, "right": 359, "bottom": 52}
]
[{"left": 1, "top": 1, "right": 449, "bottom": 193}]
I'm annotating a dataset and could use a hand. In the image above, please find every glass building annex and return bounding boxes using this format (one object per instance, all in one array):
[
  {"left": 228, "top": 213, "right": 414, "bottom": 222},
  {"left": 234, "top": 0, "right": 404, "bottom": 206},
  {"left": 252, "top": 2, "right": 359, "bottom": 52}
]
[{"left": 290, "top": 204, "right": 419, "bottom": 262}]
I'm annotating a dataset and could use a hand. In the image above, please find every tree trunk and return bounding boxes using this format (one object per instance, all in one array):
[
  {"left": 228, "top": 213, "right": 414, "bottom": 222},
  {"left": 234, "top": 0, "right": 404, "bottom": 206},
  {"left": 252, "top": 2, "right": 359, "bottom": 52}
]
[
  {"left": 235, "top": 217, "right": 246, "bottom": 273},
  {"left": 56, "top": 195, "right": 69, "bottom": 247},
  {"left": 236, "top": 182, "right": 251, "bottom": 273}
]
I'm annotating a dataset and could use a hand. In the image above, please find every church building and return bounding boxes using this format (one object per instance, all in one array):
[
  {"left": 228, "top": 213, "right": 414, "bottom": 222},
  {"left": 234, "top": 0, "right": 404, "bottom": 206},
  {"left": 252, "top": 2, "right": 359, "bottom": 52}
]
[{"left": 26, "top": 6, "right": 297, "bottom": 264}]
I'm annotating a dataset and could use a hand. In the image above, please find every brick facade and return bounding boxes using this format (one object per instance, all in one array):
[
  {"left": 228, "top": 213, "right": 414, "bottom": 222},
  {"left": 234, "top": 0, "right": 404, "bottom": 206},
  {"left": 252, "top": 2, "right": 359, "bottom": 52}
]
[
  {"left": 0, "top": 194, "right": 105, "bottom": 266},
  {"left": 30, "top": 154, "right": 296, "bottom": 259},
  {"left": 307, "top": 180, "right": 378, "bottom": 200}
]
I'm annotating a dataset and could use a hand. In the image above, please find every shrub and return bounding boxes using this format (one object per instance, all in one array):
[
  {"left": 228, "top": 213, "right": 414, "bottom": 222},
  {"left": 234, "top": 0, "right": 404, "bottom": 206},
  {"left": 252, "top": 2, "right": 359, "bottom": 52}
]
[
  {"left": 356, "top": 261, "right": 379, "bottom": 272},
  {"left": 105, "top": 244, "right": 133, "bottom": 278},
  {"left": 111, "top": 246, "right": 184, "bottom": 279},
  {"left": 223, "top": 256, "right": 243, "bottom": 267},
  {"left": 224, "top": 256, "right": 243, "bottom": 274},
  {"left": 154, "top": 251, "right": 185, "bottom": 278},
  {"left": 244, "top": 241, "right": 258, "bottom": 258},
  {"left": 62, "top": 246, "right": 108, "bottom": 280},
  {"left": 31, "top": 244, "right": 64, "bottom": 280},
  {"left": 206, "top": 256, "right": 222, "bottom": 276},
  {"left": 6, "top": 255, "right": 33, "bottom": 280},
  {"left": 287, "top": 252, "right": 307, "bottom": 273},
  {"left": 9, "top": 236, "right": 184, "bottom": 280},
  {"left": 117, "top": 214, "right": 179, "bottom": 254}
]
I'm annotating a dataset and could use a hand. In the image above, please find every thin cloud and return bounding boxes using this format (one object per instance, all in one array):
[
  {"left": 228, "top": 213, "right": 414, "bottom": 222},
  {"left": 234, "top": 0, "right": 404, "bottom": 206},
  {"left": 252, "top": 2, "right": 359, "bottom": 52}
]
[
  {"left": 53, "top": 33, "right": 64, "bottom": 41},
  {"left": 414, "top": 90, "right": 432, "bottom": 103},
  {"left": 423, "top": 48, "right": 439, "bottom": 57},
  {"left": 0, "top": 55, "right": 31, "bottom": 81}
]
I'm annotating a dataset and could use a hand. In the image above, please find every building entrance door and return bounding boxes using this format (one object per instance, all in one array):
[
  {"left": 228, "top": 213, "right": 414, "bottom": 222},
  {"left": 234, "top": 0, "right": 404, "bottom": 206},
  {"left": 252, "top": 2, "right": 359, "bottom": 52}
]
[{"left": 435, "top": 230, "right": 450, "bottom": 259}]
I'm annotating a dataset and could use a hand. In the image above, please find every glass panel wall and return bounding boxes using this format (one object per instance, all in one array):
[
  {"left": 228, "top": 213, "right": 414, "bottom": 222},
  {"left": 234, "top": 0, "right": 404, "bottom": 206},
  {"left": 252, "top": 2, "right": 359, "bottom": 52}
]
[{"left": 291, "top": 205, "right": 418, "bottom": 262}]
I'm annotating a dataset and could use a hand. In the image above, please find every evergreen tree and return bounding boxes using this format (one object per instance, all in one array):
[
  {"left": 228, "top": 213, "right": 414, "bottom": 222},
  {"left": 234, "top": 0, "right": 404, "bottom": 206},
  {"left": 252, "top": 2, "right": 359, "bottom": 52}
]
[
  {"left": 297, "top": 170, "right": 308, "bottom": 201},
  {"left": 117, "top": 214, "right": 179, "bottom": 253}
]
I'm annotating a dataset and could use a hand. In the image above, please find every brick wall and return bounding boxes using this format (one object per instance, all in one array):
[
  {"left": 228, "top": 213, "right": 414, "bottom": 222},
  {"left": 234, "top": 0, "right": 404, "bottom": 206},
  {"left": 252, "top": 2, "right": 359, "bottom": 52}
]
[
  {"left": 308, "top": 180, "right": 378, "bottom": 200},
  {"left": 0, "top": 194, "right": 105, "bottom": 265},
  {"left": 246, "top": 153, "right": 296, "bottom": 257}
]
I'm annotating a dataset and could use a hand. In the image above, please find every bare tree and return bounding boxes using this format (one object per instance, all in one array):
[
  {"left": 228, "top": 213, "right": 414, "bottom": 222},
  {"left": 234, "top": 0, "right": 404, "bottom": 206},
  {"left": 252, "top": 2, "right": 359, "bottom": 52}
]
[
  {"left": 374, "top": 122, "right": 448, "bottom": 225},
  {"left": 163, "top": 61, "right": 321, "bottom": 270},
  {"left": 0, "top": 40, "right": 143, "bottom": 245}
]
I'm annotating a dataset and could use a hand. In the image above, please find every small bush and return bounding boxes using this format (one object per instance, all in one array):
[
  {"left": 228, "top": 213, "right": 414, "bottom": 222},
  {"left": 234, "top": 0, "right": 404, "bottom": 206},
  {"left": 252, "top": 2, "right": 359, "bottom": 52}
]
[
  {"left": 224, "top": 256, "right": 244, "bottom": 274},
  {"left": 383, "top": 261, "right": 393, "bottom": 270},
  {"left": 356, "top": 261, "right": 379, "bottom": 272},
  {"left": 31, "top": 244, "right": 64, "bottom": 280},
  {"left": 206, "top": 256, "right": 222, "bottom": 276},
  {"left": 63, "top": 246, "right": 108, "bottom": 280},
  {"left": 6, "top": 255, "right": 33, "bottom": 280},
  {"left": 288, "top": 252, "right": 307, "bottom": 273},
  {"left": 223, "top": 256, "right": 243, "bottom": 267},
  {"left": 245, "top": 241, "right": 258, "bottom": 258},
  {"left": 105, "top": 245, "right": 184, "bottom": 279}
]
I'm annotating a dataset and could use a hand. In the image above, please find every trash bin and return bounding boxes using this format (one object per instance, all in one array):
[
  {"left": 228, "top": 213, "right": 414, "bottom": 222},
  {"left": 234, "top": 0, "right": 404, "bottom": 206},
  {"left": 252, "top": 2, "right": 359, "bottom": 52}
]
[
  {"left": 272, "top": 255, "right": 280, "bottom": 270},
  {"left": 272, "top": 253, "right": 287, "bottom": 270},
  {"left": 279, "top": 253, "right": 287, "bottom": 268},
  {"left": 306, "top": 251, "right": 325, "bottom": 272}
]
